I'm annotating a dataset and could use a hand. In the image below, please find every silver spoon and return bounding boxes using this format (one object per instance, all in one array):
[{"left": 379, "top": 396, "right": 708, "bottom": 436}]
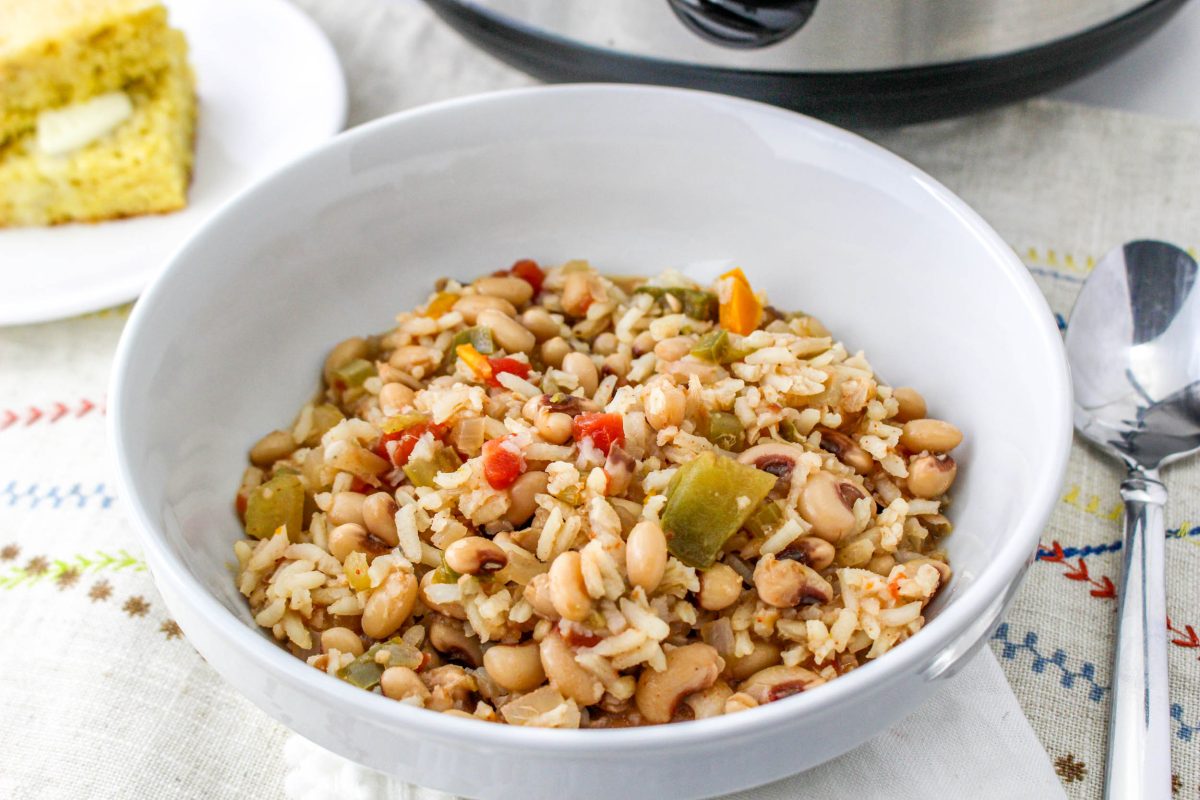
[{"left": 1065, "top": 240, "right": 1200, "bottom": 799}]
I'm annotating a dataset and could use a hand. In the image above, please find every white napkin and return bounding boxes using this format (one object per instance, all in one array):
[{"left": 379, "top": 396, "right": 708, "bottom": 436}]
[{"left": 281, "top": 649, "right": 1065, "bottom": 800}]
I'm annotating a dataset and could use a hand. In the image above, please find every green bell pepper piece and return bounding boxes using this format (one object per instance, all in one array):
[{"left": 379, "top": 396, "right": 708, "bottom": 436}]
[
  {"left": 661, "top": 451, "right": 776, "bottom": 568},
  {"left": 244, "top": 473, "right": 305, "bottom": 540}
]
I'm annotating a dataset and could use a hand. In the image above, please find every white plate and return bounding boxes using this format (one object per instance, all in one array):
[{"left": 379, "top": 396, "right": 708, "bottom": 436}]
[{"left": 0, "top": 0, "right": 346, "bottom": 326}]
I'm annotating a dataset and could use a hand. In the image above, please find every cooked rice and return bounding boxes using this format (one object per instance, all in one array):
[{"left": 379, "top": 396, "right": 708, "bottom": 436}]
[{"left": 232, "top": 260, "right": 960, "bottom": 728}]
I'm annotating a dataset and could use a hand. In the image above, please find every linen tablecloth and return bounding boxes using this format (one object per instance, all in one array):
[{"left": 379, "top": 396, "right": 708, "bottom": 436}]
[{"left": 2, "top": 1, "right": 1199, "bottom": 797}]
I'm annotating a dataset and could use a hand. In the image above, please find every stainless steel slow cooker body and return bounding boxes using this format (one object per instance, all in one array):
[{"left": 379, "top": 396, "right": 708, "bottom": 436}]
[{"left": 424, "top": 0, "right": 1189, "bottom": 125}]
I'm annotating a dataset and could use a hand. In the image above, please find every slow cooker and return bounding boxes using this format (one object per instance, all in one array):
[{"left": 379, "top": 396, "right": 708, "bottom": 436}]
[{"left": 423, "top": 0, "right": 1190, "bottom": 125}]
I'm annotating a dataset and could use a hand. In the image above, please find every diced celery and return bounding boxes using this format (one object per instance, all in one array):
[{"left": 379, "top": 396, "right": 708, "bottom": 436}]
[
  {"left": 691, "top": 330, "right": 730, "bottom": 363},
  {"left": 402, "top": 446, "right": 462, "bottom": 488},
  {"left": 633, "top": 287, "right": 718, "bottom": 322},
  {"left": 334, "top": 358, "right": 376, "bottom": 388},
  {"left": 337, "top": 638, "right": 423, "bottom": 689},
  {"left": 382, "top": 413, "right": 430, "bottom": 435},
  {"left": 300, "top": 403, "right": 345, "bottom": 447},
  {"left": 704, "top": 411, "right": 746, "bottom": 452},
  {"left": 744, "top": 499, "right": 784, "bottom": 539},
  {"left": 779, "top": 419, "right": 804, "bottom": 444}
]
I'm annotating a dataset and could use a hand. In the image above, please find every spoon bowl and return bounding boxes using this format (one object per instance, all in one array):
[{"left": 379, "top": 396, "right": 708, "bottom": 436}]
[
  {"left": 1065, "top": 239, "right": 1200, "bottom": 799},
  {"left": 1067, "top": 240, "right": 1200, "bottom": 470}
]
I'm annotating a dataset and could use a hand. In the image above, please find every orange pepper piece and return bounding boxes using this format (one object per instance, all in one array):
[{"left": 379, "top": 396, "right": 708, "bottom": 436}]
[
  {"left": 718, "top": 267, "right": 762, "bottom": 335},
  {"left": 422, "top": 291, "right": 460, "bottom": 318},
  {"left": 456, "top": 343, "right": 493, "bottom": 381}
]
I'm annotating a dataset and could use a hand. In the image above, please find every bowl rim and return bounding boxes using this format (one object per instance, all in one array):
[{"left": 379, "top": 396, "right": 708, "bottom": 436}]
[{"left": 109, "top": 82, "right": 1073, "bottom": 751}]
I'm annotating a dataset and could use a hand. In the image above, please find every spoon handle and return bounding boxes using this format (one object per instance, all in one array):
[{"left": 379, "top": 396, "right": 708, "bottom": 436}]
[{"left": 1104, "top": 471, "right": 1170, "bottom": 800}]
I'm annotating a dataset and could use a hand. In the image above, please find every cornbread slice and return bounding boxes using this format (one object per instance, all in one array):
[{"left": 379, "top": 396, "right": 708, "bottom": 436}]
[
  {"left": 0, "top": 30, "right": 196, "bottom": 227},
  {"left": 0, "top": 0, "right": 174, "bottom": 147},
  {"left": 0, "top": 0, "right": 197, "bottom": 226}
]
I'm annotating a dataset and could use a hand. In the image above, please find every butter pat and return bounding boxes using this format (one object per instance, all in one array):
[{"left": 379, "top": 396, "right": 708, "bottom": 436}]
[{"left": 36, "top": 91, "right": 134, "bottom": 156}]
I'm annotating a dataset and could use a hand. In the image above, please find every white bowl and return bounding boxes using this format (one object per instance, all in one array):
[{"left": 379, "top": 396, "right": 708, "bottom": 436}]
[{"left": 110, "top": 85, "right": 1071, "bottom": 800}]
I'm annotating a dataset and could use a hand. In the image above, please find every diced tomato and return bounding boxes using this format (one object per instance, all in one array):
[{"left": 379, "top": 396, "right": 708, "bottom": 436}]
[
  {"left": 557, "top": 620, "right": 602, "bottom": 647},
  {"left": 486, "top": 356, "right": 531, "bottom": 387},
  {"left": 349, "top": 476, "right": 373, "bottom": 494},
  {"left": 509, "top": 259, "right": 545, "bottom": 295},
  {"left": 482, "top": 436, "right": 525, "bottom": 489},
  {"left": 377, "top": 421, "right": 446, "bottom": 467},
  {"left": 572, "top": 412, "right": 625, "bottom": 456}
]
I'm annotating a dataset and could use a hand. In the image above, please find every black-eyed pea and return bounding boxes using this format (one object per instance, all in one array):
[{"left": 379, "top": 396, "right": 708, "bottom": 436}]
[
  {"left": 892, "top": 387, "right": 927, "bottom": 422},
  {"left": 561, "top": 352, "right": 599, "bottom": 396},
  {"left": 522, "top": 573, "right": 560, "bottom": 620},
  {"left": 602, "top": 351, "right": 631, "bottom": 379},
  {"left": 867, "top": 553, "right": 896, "bottom": 575},
  {"left": 477, "top": 308, "right": 536, "bottom": 354},
  {"left": 320, "top": 626, "right": 363, "bottom": 656},
  {"left": 540, "top": 337, "right": 571, "bottom": 369},
  {"left": 560, "top": 271, "right": 596, "bottom": 318},
  {"left": 539, "top": 631, "right": 603, "bottom": 705},
  {"left": 483, "top": 643, "right": 546, "bottom": 693},
  {"left": 420, "top": 571, "right": 468, "bottom": 620},
  {"left": 453, "top": 294, "right": 517, "bottom": 324},
  {"left": 815, "top": 427, "right": 873, "bottom": 474},
  {"left": 752, "top": 553, "right": 833, "bottom": 608},
  {"left": 505, "top": 470, "right": 548, "bottom": 527},
  {"left": 739, "top": 665, "right": 823, "bottom": 705},
  {"left": 429, "top": 616, "right": 483, "bottom": 667},
  {"left": 444, "top": 536, "right": 508, "bottom": 576},
  {"left": 381, "top": 666, "right": 431, "bottom": 703},
  {"left": 379, "top": 382, "right": 415, "bottom": 414},
  {"left": 535, "top": 409, "right": 573, "bottom": 444},
  {"left": 625, "top": 520, "right": 667, "bottom": 594},
  {"left": 592, "top": 332, "right": 618, "bottom": 356},
  {"left": 548, "top": 551, "right": 592, "bottom": 622},
  {"left": 777, "top": 536, "right": 835, "bottom": 572},
  {"left": 328, "top": 491, "right": 367, "bottom": 526},
  {"left": 725, "top": 640, "right": 782, "bottom": 681},
  {"left": 907, "top": 454, "right": 958, "bottom": 498},
  {"left": 388, "top": 345, "right": 439, "bottom": 373},
  {"left": 249, "top": 430, "right": 296, "bottom": 467},
  {"left": 520, "top": 307, "right": 560, "bottom": 341},
  {"left": 635, "top": 643, "right": 723, "bottom": 724},
  {"left": 644, "top": 380, "right": 685, "bottom": 430},
  {"left": 362, "top": 571, "right": 418, "bottom": 639},
  {"left": 329, "top": 523, "right": 390, "bottom": 562},
  {"left": 697, "top": 563, "right": 743, "bottom": 611},
  {"left": 797, "top": 471, "right": 862, "bottom": 543},
  {"left": 653, "top": 336, "right": 693, "bottom": 362},
  {"left": 473, "top": 275, "right": 534, "bottom": 307},
  {"left": 683, "top": 680, "right": 734, "bottom": 720},
  {"left": 900, "top": 419, "right": 962, "bottom": 453},
  {"left": 362, "top": 492, "right": 399, "bottom": 546},
  {"left": 903, "top": 556, "right": 952, "bottom": 585},
  {"left": 632, "top": 330, "right": 656, "bottom": 356}
]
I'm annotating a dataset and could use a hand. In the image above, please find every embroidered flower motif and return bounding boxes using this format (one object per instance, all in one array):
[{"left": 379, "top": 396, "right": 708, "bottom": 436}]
[
  {"left": 1054, "top": 753, "right": 1086, "bottom": 784},
  {"left": 55, "top": 568, "right": 80, "bottom": 590},
  {"left": 122, "top": 595, "right": 150, "bottom": 617},
  {"left": 160, "top": 620, "right": 183, "bottom": 640},
  {"left": 0, "top": 544, "right": 18, "bottom": 561},
  {"left": 89, "top": 580, "right": 112, "bottom": 602},
  {"left": 24, "top": 556, "right": 49, "bottom": 575}
]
